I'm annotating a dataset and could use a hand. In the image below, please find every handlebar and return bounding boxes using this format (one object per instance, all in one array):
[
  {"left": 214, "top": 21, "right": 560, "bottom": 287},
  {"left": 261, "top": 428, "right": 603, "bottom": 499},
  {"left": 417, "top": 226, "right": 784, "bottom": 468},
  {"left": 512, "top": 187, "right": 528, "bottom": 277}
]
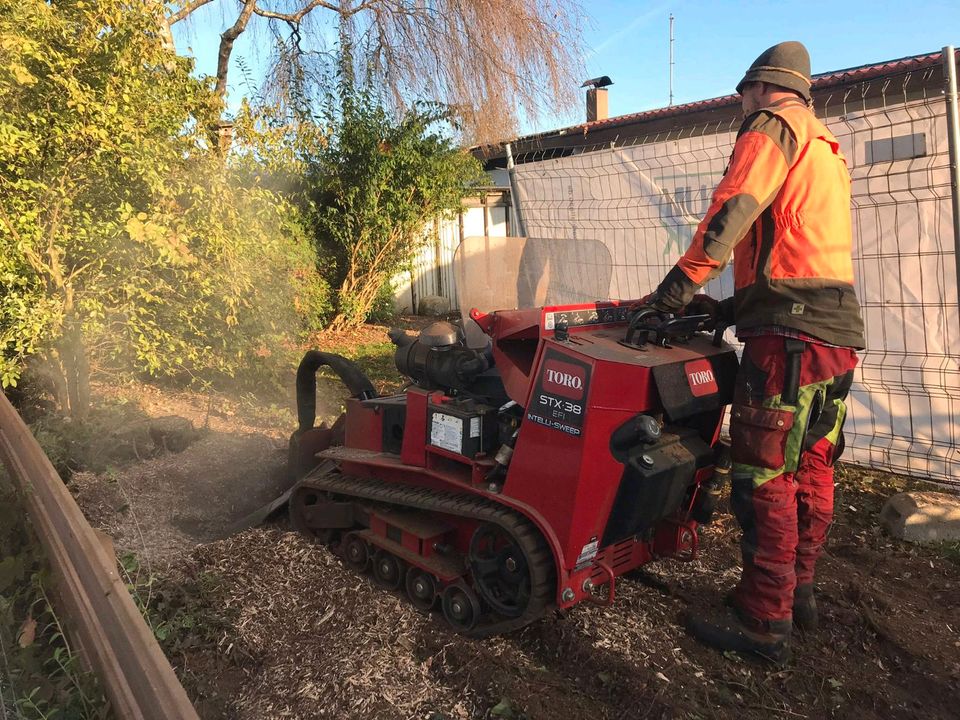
[{"left": 622, "top": 307, "right": 715, "bottom": 348}]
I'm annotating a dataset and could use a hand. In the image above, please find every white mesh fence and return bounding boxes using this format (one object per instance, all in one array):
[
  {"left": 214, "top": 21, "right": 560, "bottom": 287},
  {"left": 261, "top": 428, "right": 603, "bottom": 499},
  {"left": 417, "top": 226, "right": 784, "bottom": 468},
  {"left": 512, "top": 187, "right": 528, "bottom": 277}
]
[{"left": 508, "top": 77, "right": 960, "bottom": 483}]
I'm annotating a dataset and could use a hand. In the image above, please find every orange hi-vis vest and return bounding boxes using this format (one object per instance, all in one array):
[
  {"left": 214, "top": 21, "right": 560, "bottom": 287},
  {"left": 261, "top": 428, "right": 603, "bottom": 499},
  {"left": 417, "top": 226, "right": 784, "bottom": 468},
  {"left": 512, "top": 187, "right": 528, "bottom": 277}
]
[{"left": 655, "top": 99, "right": 865, "bottom": 348}]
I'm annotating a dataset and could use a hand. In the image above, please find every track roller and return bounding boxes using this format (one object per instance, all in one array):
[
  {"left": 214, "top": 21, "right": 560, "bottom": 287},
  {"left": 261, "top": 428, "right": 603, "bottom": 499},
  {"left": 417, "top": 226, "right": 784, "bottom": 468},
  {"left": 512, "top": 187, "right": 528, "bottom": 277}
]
[
  {"left": 290, "top": 472, "right": 556, "bottom": 636},
  {"left": 405, "top": 568, "right": 438, "bottom": 612},
  {"left": 372, "top": 549, "right": 404, "bottom": 589},
  {"left": 442, "top": 583, "right": 482, "bottom": 632},
  {"left": 342, "top": 533, "right": 370, "bottom": 572}
]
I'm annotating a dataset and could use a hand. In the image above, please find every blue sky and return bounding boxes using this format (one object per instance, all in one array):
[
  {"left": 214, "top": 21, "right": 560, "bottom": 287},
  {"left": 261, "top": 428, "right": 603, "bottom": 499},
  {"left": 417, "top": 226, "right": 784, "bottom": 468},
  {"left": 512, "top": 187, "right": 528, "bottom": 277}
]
[{"left": 171, "top": 0, "right": 959, "bottom": 133}]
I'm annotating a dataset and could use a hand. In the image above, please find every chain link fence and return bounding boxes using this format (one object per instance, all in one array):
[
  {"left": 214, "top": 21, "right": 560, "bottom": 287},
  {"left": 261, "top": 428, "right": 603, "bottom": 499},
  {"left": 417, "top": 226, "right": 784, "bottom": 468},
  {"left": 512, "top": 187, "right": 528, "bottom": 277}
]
[{"left": 506, "top": 61, "right": 959, "bottom": 483}]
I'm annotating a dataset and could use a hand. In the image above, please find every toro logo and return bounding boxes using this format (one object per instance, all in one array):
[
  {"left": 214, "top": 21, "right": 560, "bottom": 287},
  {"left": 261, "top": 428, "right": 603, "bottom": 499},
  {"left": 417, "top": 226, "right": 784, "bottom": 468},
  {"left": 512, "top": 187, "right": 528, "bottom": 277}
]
[
  {"left": 684, "top": 359, "right": 718, "bottom": 397},
  {"left": 542, "top": 358, "right": 586, "bottom": 400}
]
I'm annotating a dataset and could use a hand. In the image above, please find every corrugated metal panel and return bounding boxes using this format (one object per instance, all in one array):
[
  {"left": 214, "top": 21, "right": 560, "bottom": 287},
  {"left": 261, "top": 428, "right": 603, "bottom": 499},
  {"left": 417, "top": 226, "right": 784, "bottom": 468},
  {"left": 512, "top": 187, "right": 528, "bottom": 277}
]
[{"left": 405, "top": 190, "right": 511, "bottom": 312}]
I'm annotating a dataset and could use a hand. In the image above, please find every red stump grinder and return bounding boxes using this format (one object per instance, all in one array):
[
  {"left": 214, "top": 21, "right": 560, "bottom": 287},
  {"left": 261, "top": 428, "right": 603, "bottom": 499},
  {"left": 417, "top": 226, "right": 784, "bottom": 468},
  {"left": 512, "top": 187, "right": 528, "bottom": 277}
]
[{"left": 287, "top": 301, "right": 737, "bottom": 636}]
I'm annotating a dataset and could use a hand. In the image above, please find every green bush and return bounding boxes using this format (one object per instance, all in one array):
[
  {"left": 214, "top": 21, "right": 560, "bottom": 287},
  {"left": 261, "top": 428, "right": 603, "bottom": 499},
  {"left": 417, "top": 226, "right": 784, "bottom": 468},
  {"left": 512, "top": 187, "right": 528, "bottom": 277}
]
[
  {"left": 307, "top": 85, "right": 485, "bottom": 329},
  {"left": 365, "top": 280, "right": 400, "bottom": 325},
  {"left": 0, "top": 0, "right": 329, "bottom": 409}
]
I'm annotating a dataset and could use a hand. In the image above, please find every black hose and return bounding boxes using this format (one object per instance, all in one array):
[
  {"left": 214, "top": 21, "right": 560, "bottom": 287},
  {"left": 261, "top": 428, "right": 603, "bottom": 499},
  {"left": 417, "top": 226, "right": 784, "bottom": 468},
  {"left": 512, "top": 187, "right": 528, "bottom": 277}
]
[{"left": 296, "top": 351, "right": 377, "bottom": 432}]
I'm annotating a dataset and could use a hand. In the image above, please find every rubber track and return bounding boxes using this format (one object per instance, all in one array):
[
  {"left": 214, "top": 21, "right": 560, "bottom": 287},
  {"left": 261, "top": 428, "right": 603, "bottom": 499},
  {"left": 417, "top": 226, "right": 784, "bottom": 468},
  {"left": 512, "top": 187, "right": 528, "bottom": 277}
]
[{"left": 295, "top": 469, "right": 556, "bottom": 638}]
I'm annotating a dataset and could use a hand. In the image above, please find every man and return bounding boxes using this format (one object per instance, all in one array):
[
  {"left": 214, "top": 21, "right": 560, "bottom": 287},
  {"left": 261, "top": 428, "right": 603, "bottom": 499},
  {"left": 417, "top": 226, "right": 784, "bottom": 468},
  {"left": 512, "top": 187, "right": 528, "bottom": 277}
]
[{"left": 644, "top": 41, "right": 865, "bottom": 663}]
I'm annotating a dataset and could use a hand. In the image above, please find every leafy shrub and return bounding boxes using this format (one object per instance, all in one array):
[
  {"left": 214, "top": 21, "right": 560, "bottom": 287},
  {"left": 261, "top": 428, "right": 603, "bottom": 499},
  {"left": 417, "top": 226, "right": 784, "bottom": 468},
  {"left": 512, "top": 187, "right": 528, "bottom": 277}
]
[
  {"left": 365, "top": 280, "right": 400, "bottom": 325},
  {"left": 0, "top": 0, "right": 329, "bottom": 409},
  {"left": 307, "top": 85, "right": 484, "bottom": 329}
]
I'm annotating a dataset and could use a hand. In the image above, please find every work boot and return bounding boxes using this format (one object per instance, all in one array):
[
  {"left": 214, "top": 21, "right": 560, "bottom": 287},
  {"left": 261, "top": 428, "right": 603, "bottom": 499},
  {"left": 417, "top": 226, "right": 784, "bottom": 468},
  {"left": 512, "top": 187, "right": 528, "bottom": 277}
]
[
  {"left": 793, "top": 583, "right": 818, "bottom": 633},
  {"left": 686, "top": 607, "right": 792, "bottom": 665},
  {"left": 724, "top": 586, "right": 818, "bottom": 634}
]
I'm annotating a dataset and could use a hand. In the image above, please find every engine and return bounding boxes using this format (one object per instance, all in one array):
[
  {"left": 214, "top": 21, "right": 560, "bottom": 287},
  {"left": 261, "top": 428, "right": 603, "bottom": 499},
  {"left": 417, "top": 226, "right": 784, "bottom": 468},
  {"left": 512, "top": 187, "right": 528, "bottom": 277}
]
[{"left": 386, "top": 321, "right": 514, "bottom": 465}]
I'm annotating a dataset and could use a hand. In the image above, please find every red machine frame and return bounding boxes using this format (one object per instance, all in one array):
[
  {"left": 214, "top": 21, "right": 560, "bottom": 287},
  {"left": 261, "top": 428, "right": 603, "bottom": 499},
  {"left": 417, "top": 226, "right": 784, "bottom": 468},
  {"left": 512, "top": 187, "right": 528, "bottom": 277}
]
[{"left": 309, "top": 299, "right": 734, "bottom": 611}]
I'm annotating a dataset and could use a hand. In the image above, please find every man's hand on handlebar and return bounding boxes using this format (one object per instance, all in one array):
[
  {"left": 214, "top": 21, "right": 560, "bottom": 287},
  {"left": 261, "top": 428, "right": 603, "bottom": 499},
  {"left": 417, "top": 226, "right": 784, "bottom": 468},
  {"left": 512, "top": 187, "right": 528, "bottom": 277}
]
[
  {"left": 684, "top": 294, "right": 721, "bottom": 329},
  {"left": 630, "top": 291, "right": 674, "bottom": 315},
  {"left": 684, "top": 294, "right": 735, "bottom": 331},
  {"left": 630, "top": 293, "right": 734, "bottom": 331}
]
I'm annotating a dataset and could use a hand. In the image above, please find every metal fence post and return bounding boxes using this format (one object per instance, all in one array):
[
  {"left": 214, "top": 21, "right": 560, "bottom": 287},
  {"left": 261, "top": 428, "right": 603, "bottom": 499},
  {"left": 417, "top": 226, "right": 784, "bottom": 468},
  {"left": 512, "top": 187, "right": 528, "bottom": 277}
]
[
  {"left": 944, "top": 46, "right": 960, "bottom": 336},
  {"left": 505, "top": 142, "right": 527, "bottom": 237}
]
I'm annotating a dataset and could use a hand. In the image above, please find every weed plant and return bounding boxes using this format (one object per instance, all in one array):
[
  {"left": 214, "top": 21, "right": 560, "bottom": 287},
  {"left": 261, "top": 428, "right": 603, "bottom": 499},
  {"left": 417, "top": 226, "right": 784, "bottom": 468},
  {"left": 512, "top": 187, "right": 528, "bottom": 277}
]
[{"left": 0, "top": 478, "right": 109, "bottom": 719}]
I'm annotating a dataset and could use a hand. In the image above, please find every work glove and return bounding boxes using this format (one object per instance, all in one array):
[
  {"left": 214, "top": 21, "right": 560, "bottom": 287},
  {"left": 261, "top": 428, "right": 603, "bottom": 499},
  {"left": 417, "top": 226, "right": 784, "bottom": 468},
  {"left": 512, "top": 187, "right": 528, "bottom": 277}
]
[
  {"left": 684, "top": 294, "right": 734, "bottom": 330},
  {"left": 633, "top": 291, "right": 673, "bottom": 314}
]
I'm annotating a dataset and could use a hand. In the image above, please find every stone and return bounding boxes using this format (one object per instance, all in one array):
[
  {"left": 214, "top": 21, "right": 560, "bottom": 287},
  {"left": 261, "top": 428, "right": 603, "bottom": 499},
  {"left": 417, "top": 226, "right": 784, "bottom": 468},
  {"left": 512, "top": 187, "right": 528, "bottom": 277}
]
[
  {"left": 880, "top": 491, "right": 960, "bottom": 542},
  {"left": 417, "top": 294, "right": 451, "bottom": 316}
]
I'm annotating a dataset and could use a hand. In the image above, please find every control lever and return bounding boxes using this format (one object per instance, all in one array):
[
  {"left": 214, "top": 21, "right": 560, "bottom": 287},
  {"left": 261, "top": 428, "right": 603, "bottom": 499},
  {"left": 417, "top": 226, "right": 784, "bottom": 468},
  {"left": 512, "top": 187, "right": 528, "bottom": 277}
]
[
  {"left": 623, "top": 306, "right": 667, "bottom": 346},
  {"left": 712, "top": 320, "right": 731, "bottom": 347},
  {"left": 623, "top": 311, "right": 712, "bottom": 347}
]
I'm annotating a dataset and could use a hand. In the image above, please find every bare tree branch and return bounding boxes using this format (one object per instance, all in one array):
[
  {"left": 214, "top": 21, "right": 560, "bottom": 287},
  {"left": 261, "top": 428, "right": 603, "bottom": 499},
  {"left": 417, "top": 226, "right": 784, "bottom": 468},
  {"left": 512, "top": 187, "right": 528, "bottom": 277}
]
[
  {"left": 252, "top": 0, "right": 339, "bottom": 22},
  {"left": 347, "top": 0, "right": 583, "bottom": 142},
  {"left": 169, "top": 0, "right": 217, "bottom": 25},
  {"left": 347, "top": 1, "right": 383, "bottom": 15},
  {"left": 166, "top": 0, "right": 583, "bottom": 142}
]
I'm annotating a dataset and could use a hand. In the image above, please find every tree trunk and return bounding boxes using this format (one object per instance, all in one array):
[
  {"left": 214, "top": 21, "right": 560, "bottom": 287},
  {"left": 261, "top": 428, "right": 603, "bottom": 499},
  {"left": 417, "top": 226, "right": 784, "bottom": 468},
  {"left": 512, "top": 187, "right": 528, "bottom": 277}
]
[
  {"left": 57, "top": 283, "right": 89, "bottom": 418},
  {"left": 158, "top": 13, "right": 176, "bottom": 55},
  {"left": 338, "top": 4, "right": 355, "bottom": 92},
  {"left": 59, "top": 315, "right": 90, "bottom": 419},
  {"left": 42, "top": 350, "right": 70, "bottom": 415},
  {"left": 215, "top": 0, "right": 258, "bottom": 98},
  {"left": 329, "top": 267, "right": 389, "bottom": 330}
]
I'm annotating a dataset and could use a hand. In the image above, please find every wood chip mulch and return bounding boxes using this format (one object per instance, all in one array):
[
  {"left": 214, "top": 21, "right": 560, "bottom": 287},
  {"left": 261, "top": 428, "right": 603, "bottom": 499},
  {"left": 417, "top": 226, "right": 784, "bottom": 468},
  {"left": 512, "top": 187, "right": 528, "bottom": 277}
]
[{"left": 172, "top": 487, "right": 960, "bottom": 720}]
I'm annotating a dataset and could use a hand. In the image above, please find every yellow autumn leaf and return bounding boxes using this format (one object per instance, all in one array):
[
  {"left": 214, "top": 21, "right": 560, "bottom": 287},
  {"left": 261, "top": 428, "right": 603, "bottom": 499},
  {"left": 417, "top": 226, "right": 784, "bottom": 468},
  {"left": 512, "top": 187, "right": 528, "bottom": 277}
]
[
  {"left": 125, "top": 216, "right": 145, "bottom": 242},
  {"left": 18, "top": 615, "right": 36, "bottom": 648},
  {"left": 11, "top": 64, "right": 36, "bottom": 86}
]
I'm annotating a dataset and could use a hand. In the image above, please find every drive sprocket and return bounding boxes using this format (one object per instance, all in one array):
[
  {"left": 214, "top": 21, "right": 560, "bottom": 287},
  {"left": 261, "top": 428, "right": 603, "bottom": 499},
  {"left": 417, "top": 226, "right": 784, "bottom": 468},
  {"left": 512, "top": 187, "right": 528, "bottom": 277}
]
[{"left": 468, "top": 523, "right": 531, "bottom": 617}]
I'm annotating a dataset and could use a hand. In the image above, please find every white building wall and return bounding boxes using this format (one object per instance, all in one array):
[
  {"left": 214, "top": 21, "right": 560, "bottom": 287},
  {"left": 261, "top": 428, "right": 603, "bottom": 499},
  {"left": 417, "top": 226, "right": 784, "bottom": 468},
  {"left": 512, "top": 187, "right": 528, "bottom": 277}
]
[{"left": 393, "top": 190, "right": 512, "bottom": 313}]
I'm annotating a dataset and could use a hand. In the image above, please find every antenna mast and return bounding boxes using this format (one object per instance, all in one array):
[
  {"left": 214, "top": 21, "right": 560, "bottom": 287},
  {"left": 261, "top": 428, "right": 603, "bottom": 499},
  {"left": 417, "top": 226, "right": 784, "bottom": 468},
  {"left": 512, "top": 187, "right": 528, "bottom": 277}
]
[{"left": 669, "top": 14, "right": 675, "bottom": 106}]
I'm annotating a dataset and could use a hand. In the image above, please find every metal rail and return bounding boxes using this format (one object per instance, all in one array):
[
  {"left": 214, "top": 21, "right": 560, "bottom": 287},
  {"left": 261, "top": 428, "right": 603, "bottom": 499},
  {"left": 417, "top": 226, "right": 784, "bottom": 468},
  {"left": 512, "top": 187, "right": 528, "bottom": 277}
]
[
  {"left": 944, "top": 45, "right": 960, "bottom": 339},
  {"left": 0, "top": 393, "right": 200, "bottom": 720}
]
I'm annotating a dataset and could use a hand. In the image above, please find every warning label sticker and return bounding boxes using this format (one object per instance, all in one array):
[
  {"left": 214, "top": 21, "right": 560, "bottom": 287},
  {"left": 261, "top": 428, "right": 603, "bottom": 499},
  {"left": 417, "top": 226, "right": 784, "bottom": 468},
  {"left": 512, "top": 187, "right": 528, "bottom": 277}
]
[
  {"left": 526, "top": 348, "right": 591, "bottom": 436},
  {"left": 430, "top": 413, "right": 462, "bottom": 453},
  {"left": 574, "top": 536, "right": 599, "bottom": 570}
]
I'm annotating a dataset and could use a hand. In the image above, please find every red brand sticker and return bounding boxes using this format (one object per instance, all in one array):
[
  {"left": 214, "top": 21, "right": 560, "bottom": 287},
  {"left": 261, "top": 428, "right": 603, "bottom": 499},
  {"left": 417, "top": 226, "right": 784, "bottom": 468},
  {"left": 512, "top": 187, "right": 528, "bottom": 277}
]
[
  {"left": 542, "top": 358, "right": 586, "bottom": 400},
  {"left": 684, "top": 359, "right": 718, "bottom": 397}
]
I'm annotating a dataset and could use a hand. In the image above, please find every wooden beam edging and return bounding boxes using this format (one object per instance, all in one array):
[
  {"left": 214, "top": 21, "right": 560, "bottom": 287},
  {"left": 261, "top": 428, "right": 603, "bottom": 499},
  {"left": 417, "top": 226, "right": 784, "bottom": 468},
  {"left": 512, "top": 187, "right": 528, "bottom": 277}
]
[{"left": 0, "top": 393, "right": 200, "bottom": 720}]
